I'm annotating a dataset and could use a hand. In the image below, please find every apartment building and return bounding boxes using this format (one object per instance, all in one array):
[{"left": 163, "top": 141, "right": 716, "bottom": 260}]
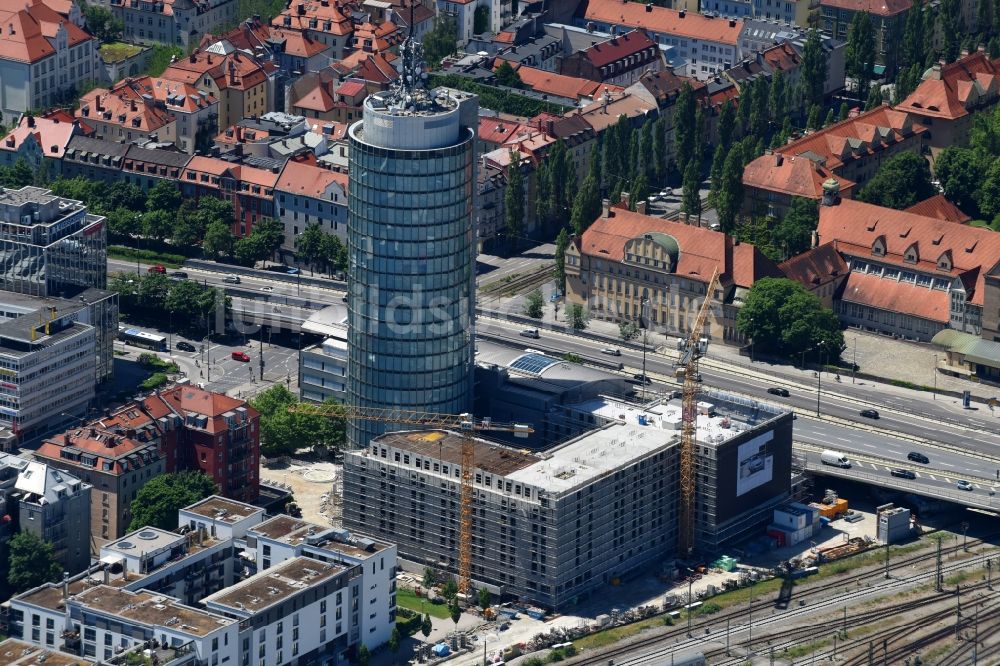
[
  {"left": 110, "top": 0, "right": 239, "bottom": 48},
  {"left": 273, "top": 0, "right": 355, "bottom": 58},
  {"left": 300, "top": 337, "right": 349, "bottom": 403},
  {"left": 78, "top": 77, "right": 219, "bottom": 154},
  {"left": 579, "top": 1, "right": 742, "bottom": 80},
  {"left": 34, "top": 426, "right": 165, "bottom": 550},
  {"left": 0, "top": 185, "right": 108, "bottom": 298},
  {"left": 210, "top": 17, "right": 334, "bottom": 76},
  {"left": 0, "top": 0, "right": 98, "bottom": 125},
  {"left": 0, "top": 112, "right": 84, "bottom": 173},
  {"left": 741, "top": 105, "right": 925, "bottom": 213},
  {"left": 820, "top": 0, "right": 910, "bottom": 78},
  {"left": 275, "top": 159, "right": 348, "bottom": 260},
  {"left": 564, "top": 201, "right": 783, "bottom": 343},
  {"left": 179, "top": 156, "right": 278, "bottom": 236},
  {"left": 160, "top": 45, "right": 272, "bottom": 131},
  {"left": 895, "top": 51, "right": 1000, "bottom": 160},
  {"left": 559, "top": 30, "right": 665, "bottom": 87},
  {"left": 12, "top": 461, "right": 92, "bottom": 575},
  {"left": 7, "top": 497, "right": 397, "bottom": 664},
  {"left": 141, "top": 386, "right": 261, "bottom": 503}
]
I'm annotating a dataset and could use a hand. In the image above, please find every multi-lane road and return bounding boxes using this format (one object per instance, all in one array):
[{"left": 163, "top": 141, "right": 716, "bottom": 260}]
[{"left": 116, "top": 257, "right": 1000, "bottom": 503}]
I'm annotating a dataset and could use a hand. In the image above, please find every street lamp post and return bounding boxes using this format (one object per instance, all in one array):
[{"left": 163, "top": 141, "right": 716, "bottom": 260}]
[
  {"left": 852, "top": 336, "right": 857, "bottom": 384},
  {"left": 816, "top": 344, "right": 828, "bottom": 417},
  {"left": 639, "top": 298, "right": 649, "bottom": 400},
  {"left": 933, "top": 354, "right": 938, "bottom": 401}
]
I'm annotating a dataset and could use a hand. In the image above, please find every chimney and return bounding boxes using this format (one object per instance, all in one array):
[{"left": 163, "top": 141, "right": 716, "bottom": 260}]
[
  {"left": 729, "top": 18, "right": 736, "bottom": 26},
  {"left": 821, "top": 178, "right": 841, "bottom": 206},
  {"left": 645, "top": 2, "right": 652, "bottom": 10},
  {"left": 61, "top": 572, "right": 69, "bottom": 600},
  {"left": 297, "top": 3, "right": 305, "bottom": 13},
  {"left": 811, "top": 229, "right": 819, "bottom": 249},
  {"left": 26, "top": 115, "right": 35, "bottom": 128},
  {"left": 601, "top": 198, "right": 611, "bottom": 218},
  {"left": 103, "top": 566, "right": 110, "bottom": 585},
  {"left": 679, "top": 10, "right": 685, "bottom": 17},
  {"left": 620, "top": 191, "right": 630, "bottom": 207},
  {"left": 931, "top": 61, "right": 944, "bottom": 79},
  {"left": 775, "top": 154, "right": 783, "bottom": 167},
  {"left": 636, "top": 200, "right": 647, "bottom": 214},
  {"left": 960, "top": 48, "right": 969, "bottom": 57}
]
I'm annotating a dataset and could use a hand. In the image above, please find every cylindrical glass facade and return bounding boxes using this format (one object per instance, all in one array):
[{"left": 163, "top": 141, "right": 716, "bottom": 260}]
[{"left": 346, "top": 118, "right": 476, "bottom": 448}]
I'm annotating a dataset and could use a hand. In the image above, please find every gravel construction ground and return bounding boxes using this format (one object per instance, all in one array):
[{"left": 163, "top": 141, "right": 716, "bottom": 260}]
[{"left": 259, "top": 457, "right": 342, "bottom": 527}]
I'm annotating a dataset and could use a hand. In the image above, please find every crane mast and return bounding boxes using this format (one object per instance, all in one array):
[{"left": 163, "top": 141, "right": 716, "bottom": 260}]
[{"left": 676, "top": 269, "right": 720, "bottom": 557}]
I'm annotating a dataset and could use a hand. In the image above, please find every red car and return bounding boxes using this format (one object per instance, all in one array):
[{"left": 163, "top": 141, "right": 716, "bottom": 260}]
[
  {"left": 231, "top": 351, "right": 250, "bottom": 362},
  {"left": 147, "top": 264, "right": 166, "bottom": 274}
]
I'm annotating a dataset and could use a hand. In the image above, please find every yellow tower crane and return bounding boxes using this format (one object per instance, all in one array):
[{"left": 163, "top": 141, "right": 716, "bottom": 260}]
[
  {"left": 675, "top": 268, "right": 720, "bottom": 557},
  {"left": 291, "top": 403, "right": 533, "bottom": 597}
]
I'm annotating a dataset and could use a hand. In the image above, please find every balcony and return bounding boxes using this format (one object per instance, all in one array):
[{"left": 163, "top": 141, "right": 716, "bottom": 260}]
[{"left": 110, "top": 640, "right": 197, "bottom": 666}]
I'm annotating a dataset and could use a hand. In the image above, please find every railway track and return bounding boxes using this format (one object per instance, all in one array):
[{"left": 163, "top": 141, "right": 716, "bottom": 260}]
[
  {"left": 570, "top": 538, "right": 998, "bottom": 666},
  {"left": 479, "top": 266, "right": 555, "bottom": 297}
]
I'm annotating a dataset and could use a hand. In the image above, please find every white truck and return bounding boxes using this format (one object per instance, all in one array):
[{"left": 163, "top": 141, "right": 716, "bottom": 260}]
[{"left": 820, "top": 450, "right": 851, "bottom": 468}]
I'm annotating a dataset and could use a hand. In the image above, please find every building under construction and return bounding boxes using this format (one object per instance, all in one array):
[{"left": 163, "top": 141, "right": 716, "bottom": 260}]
[{"left": 341, "top": 389, "right": 792, "bottom": 609}]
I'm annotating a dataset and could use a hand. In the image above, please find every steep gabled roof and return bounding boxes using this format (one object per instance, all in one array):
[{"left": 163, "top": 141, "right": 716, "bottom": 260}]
[
  {"left": 896, "top": 52, "right": 1000, "bottom": 121},
  {"left": 580, "top": 0, "right": 742, "bottom": 45},
  {"left": 904, "top": 194, "right": 972, "bottom": 224},
  {"left": 778, "top": 242, "right": 848, "bottom": 288},
  {"left": 743, "top": 152, "right": 855, "bottom": 199}
]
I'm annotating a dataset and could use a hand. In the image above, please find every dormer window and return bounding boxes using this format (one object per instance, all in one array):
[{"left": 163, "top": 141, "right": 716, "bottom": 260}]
[
  {"left": 937, "top": 250, "right": 952, "bottom": 271},
  {"left": 872, "top": 236, "right": 885, "bottom": 257},
  {"left": 904, "top": 243, "right": 919, "bottom": 264}
]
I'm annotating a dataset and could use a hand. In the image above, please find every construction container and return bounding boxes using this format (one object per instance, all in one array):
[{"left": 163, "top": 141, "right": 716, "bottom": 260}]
[
  {"left": 877, "top": 504, "right": 912, "bottom": 544},
  {"left": 809, "top": 497, "right": 848, "bottom": 519},
  {"left": 766, "top": 528, "right": 786, "bottom": 547}
]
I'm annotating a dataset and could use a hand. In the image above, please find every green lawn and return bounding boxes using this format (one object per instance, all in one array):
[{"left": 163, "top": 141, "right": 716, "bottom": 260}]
[
  {"left": 396, "top": 588, "right": 450, "bottom": 619},
  {"left": 573, "top": 616, "right": 665, "bottom": 651},
  {"left": 100, "top": 42, "right": 144, "bottom": 63},
  {"left": 108, "top": 245, "right": 186, "bottom": 268}
]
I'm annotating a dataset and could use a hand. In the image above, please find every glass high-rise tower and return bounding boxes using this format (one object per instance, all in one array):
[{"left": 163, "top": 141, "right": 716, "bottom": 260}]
[{"left": 346, "top": 37, "right": 477, "bottom": 448}]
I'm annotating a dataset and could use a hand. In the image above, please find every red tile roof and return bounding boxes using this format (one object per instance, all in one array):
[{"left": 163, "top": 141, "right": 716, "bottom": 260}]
[
  {"left": 743, "top": 152, "right": 855, "bottom": 199},
  {"left": 580, "top": 0, "right": 742, "bottom": 45},
  {"left": 143, "top": 386, "right": 258, "bottom": 435},
  {"left": 77, "top": 82, "right": 177, "bottom": 133},
  {"left": 778, "top": 242, "right": 848, "bottom": 289},
  {"left": 161, "top": 49, "right": 268, "bottom": 92},
  {"left": 294, "top": 82, "right": 337, "bottom": 112},
  {"left": 840, "top": 271, "right": 950, "bottom": 323},
  {"left": 761, "top": 42, "right": 802, "bottom": 74},
  {"left": 577, "top": 90, "right": 658, "bottom": 133},
  {"left": 896, "top": 52, "right": 1000, "bottom": 121},
  {"left": 903, "top": 194, "right": 972, "bottom": 224},
  {"left": 273, "top": 0, "right": 352, "bottom": 35},
  {"left": 0, "top": 0, "right": 92, "bottom": 64},
  {"left": 276, "top": 160, "right": 347, "bottom": 197},
  {"left": 765, "top": 105, "right": 925, "bottom": 172},
  {"left": 580, "top": 29, "right": 657, "bottom": 68},
  {"left": 335, "top": 79, "right": 366, "bottom": 97},
  {"left": 577, "top": 205, "right": 780, "bottom": 287},
  {"left": 817, "top": 198, "right": 1000, "bottom": 306},
  {"left": 478, "top": 117, "right": 525, "bottom": 145},
  {"left": 37, "top": 428, "right": 161, "bottom": 476},
  {"left": 820, "top": 0, "right": 911, "bottom": 15},
  {"left": 506, "top": 63, "right": 623, "bottom": 101},
  {"left": 355, "top": 52, "right": 399, "bottom": 84},
  {"left": 0, "top": 113, "right": 78, "bottom": 157}
]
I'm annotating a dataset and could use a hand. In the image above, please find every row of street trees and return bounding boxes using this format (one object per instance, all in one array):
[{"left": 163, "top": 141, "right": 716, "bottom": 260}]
[
  {"left": 109, "top": 271, "right": 226, "bottom": 330},
  {"left": 250, "top": 385, "right": 346, "bottom": 457}
]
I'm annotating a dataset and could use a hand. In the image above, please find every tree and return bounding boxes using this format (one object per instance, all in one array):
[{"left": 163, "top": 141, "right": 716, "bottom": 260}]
[
  {"left": 235, "top": 218, "right": 283, "bottom": 265},
  {"left": 630, "top": 174, "right": 648, "bottom": 211},
  {"left": 421, "top": 614, "right": 433, "bottom": 639},
  {"left": 865, "top": 85, "right": 884, "bottom": 111},
  {"left": 934, "top": 147, "right": 986, "bottom": 216},
  {"left": 504, "top": 151, "right": 525, "bottom": 249},
  {"left": 128, "top": 472, "right": 216, "bottom": 531},
  {"left": 857, "top": 152, "right": 935, "bottom": 209},
  {"left": 823, "top": 108, "right": 836, "bottom": 127},
  {"left": 142, "top": 209, "right": 174, "bottom": 242},
  {"left": 570, "top": 175, "right": 602, "bottom": 235},
  {"left": 356, "top": 645, "right": 371, "bottom": 666},
  {"left": 523, "top": 288, "right": 543, "bottom": 318},
  {"left": 422, "top": 567, "right": 436, "bottom": 589},
  {"left": 708, "top": 145, "right": 726, "bottom": 208},
  {"left": 674, "top": 83, "right": 697, "bottom": 175},
  {"left": 449, "top": 600, "right": 462, "bottom": 632},
  {"left": 494, "top": 61, "right": 522, "bottom": 88},
  {"left": 473, "top": 4, "right": 490, "bottom": 33},
  {"left": 652, "top": 116, "right": 667, "bottom": 185},
  {"left": 554, "top": 228, "right": 570, "bottom": 289},
  {"left": 173, "top": 201, "right": 205, "bottom": 248},
  {"left": 682, "top": 159, "right": 701, "bottom": 222},
  {"left": 940, "top": 0, "right": 961, "bottom": 62},
  {"left": 0, "top": 158, "right": 34, "bottom": 188},
  {"left": 715, "top": 146, "right": 745, "bottom": 233},
  {"left": 768, "top": 69, "right": 787, "bottom": 121},
  {"left": 619, "top": 321, "right": 640, "bottom": 341},
  {"left": 297, "top": 224, "right": 326, "bottom": 274},
  {"left": 251, "top": 385, "right": 344, "bottom": 457},
  {"left": 388, "top": 627, "right": 401, "bottom": 663},
  {"left": 567, "top": 304, "right": 587, "bottom": 330},
  {"left": 83, "top": 4, "right": 123, "bottom": 42},
  {"left": 203, "top": 220, "right": 235, "bottom": 259},
  {"left": 979, "top": 160, "right": 1000, "bottom": 221},
  {"left": 900, "top": 0, "right": 926, "bottom": 70},
  {"left": 718, "top": 100, "right": 736, "bottom": 152},
  {"left": 322, "top": 233, "right": 348, "bottom": 274},
  {"left": 7, "top": 532, "right": 63, "bottom": 593},
  {"left": 106, "top": 207, "right": 142, "bottom": 241},
  {"left": 846, "top": 12, "right": 875, "bottom": 97},
  {"left": 146, "top": 179, "right": 182, "bottom": 214},
  {"left": 736, "top": 278, "right": 844, "bottom": 361},
  {"left": 441, "top": 579, "right": 458, "bottom": 601},
  {"left": 801, "top": 29, "right": 828, "bottom": 107},
  {"left": 478, "top": 587, "right": 490, "bottom": 612},
  {"left": 838, "top": 101, "right": 850, "bottom": 121},
  {"left": 422, "top": 15, "right": 457, "bottom": 66},
  {"left": 772, "top": 197, "right": 819, "bottom": 259},
  {"left": 165, "top": 279, "right": 219, "bottom": 327},
  {"left": 105, "top": 181, "right": 146, "bottom": 213},
  {"left": 806, "top": 104, "right": 821, "bottom": 130}
]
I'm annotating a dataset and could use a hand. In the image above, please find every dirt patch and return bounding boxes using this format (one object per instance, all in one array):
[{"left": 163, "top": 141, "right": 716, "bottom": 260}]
[{"left": 260, "top": 459, "right": 342, "bottom": 526}]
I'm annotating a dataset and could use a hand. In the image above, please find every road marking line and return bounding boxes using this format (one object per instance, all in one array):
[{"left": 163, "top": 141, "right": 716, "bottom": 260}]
[
  {"left": 930, "top": 475, "right": 937, "bottom": 480},
  {"left": 914, "top": 472, "right": 921, "bottom": 478},
  {"left": 940, "top": 462, "right": 955, "bottom": 467},
  {"left": 945, "top": 478, "right": 953, "bottom": 483}
]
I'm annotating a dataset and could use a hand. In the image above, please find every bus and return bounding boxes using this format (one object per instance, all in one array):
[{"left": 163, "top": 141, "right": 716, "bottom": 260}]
[{"left": 118, "top": 326, "right": 167, "bottom": 351}]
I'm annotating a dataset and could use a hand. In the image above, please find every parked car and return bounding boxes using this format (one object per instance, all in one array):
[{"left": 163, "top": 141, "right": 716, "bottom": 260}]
[
  {"left": 171, "top": 271, "right": 188, "bottom": 280},
  {"left": 147, "top": 264, "right": 166, "bottom": 274},
  {"left": 600, "top": 348, "right": 621, "bottom": 356},
  {"left": 907, "top": 451, "right": 929, "bottom": 464},
  {"left": 890, "top": 469, "right": 916, "bottom": 480},
  {"left": 231, "top": 351, "right": 250, "bottom": 362},
  {"left": 767, "top": 387, "right": 790, "bottom": 397},
  {"left": 859, "top": 409, "right": 880, "bottom": 419},
  {"left": 287, "top": 267, "right": 300, "bottom": 275},
  {"left": 223, "top": 275, "right": 241, "bottom": 284},
  {"left": 956, "top": 479, "right": 974, "bottom": 491},
  {"left": 175, "top": 341, "right": 196, "bottom": 352}
]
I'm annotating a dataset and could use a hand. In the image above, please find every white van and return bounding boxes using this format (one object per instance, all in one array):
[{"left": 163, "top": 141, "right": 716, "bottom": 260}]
[{"left": 820, "top": 450, "right": 851, "bottom": 468}]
